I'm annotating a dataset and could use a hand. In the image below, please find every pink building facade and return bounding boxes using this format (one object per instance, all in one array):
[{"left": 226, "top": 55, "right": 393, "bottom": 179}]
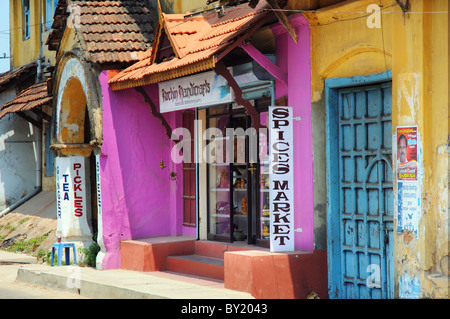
[
  {"left": 98, "top": 14, "right": 316, "bottom": 267},
  {"left": 96, "top": 14, "right": 327, "bottom": 298}
]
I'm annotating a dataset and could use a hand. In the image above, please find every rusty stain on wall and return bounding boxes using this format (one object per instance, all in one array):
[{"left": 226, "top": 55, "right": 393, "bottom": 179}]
[{"left": 59, "top": 78, "right": 87, "bottom": 144}]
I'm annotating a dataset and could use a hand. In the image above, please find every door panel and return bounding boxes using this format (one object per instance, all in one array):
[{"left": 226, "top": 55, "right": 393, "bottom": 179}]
[{"left": 336, "top": 83, "right": 393, "bottom": 299}]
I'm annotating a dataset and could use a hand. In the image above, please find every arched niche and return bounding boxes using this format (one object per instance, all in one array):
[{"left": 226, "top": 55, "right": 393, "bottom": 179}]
[{"left": 58, "top": 76, "right": 88, "bottom": 144}]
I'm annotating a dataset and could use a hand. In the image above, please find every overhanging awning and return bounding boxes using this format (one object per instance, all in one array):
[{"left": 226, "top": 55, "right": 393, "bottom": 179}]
[
  {"left": 0, "top": 81, "right": 53, "bottom": 129},
  {"left": 108, "top": 1, "right": 271, "bottom": 91}
]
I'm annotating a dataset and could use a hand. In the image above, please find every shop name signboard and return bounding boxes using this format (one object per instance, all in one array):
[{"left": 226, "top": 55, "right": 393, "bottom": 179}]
[
  {"left": 269, "top": 106, "right": 295, "bottom": 252},
  {"left": 159, "top": 70, "right": 233, "bottom": 113}
]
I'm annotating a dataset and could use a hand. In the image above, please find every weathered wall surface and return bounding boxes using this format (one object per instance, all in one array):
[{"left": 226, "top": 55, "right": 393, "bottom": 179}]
[
  {"left": 307, "top": 0, "right": 448, "bottom": 298},
  {"left": 308, "top": 0, "right": 394, "bottom": 251},
  {"left": 9, "top": 0, "right": 56, "bottom": 69},
  {"left": 391, "top": 0, "right": 448, "bottom": 298},
  {"left": 0, "top": 89, "right": 40, "bottom": 211}
]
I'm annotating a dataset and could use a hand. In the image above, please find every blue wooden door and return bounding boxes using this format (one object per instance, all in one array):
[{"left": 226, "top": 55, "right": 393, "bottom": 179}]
[{"left": 332, "top": 82, "right": 394, "bottom": 298}]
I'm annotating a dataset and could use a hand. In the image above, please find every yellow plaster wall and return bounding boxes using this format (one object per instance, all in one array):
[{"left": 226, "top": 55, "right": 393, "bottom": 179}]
[
  {"left": 307, "top": 0, "right": 395, "bottom": 252},
  {"left": 55, "top": 25, "right": 81, "bottom": 62},
  {"left": 308, "top": 0, "right": 448, "bottom": 298},
  {"left": 9, "top": 0, "right": 56, "bottom": 68},
  {"left": 309, "top": 0, "right": 394, "bottom": 102},
  {"left": 161, "top": 0, "right": 212, "bottom": 14},
  {"left": 391, "top": 0, "right": 448, "bottom": 298}
]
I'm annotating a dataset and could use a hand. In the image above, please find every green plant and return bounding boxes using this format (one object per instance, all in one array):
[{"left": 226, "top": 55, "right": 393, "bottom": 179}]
[
  {"left": 6, "top": 232, "right": 50, "bottom": 254},
  {"left": 5, "top": 224, "right": 16, "bottom": 231},
  {"left": 35, "top": 249, "right": 49, "bottom": 260},
  {"left": 78, "top": 242, "right": 100, "bottom": 267},
  {"left": 18, "top": 217, "right": 30, "bottom": 225}
]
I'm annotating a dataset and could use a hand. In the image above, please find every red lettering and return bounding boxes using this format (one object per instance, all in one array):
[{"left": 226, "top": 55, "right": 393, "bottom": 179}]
[
  {"left": 74, "top": 176, "right": 82, "bottom": 184},
  {"left": 74, "top": 208, "right": 83, "bottom": 217},
  {"left": 73, "top": 163, "right": 82, "bottom": 170}
]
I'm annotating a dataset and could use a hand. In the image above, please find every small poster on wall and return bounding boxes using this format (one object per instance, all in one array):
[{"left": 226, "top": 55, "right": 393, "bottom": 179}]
[
  {"left": 396, "top": 181, "right": 420, "bottom": 235},
  {"left": 395, "top": 125, "right": 421, "bottom": 235},
  {"left": 396, "top": 126, "right": 418, "bottom": 181}
]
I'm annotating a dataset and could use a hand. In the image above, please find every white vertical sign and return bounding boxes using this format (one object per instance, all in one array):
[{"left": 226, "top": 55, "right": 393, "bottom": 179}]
[
  {"left": 55, "top": 156, "right": 88, "bottom": 238},
  {"left": 269, "top": 106, "right": 295, "bottom": 252}
]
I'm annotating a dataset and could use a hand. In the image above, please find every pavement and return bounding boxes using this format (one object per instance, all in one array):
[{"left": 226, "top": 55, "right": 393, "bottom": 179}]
[
  {"left": 9, "top": 191, "right": 57, "bottom": 219},
  {"left": 0, "top": 250, "right": 254, "bottom": 299}
]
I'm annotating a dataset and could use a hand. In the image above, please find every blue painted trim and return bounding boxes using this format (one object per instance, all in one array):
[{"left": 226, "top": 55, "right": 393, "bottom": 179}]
[
  {"left": 324, "top": 70, "right": 392, "bottom": 299},
  {"left": 325, "top": 70, "right": 392, "bottom": 89}
]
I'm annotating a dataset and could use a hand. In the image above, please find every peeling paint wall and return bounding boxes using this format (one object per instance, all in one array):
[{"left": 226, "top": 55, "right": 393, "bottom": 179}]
[
  {"left": 308, "top": 0, "right": 448, "bottom": 298},
  {"left": 392, "top": 0, "right": 448, "bottom": 299},
  {"left": 309, "top": 0, "right": 394, "bottom": 252}
]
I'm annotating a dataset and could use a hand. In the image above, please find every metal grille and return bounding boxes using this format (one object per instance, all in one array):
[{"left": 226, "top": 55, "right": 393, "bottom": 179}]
[{"left": 338, "top": 83, "right": 394, "bottom": 298}]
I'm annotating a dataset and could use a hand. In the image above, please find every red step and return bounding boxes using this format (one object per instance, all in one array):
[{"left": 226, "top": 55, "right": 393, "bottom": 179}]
[
  {"left": 120, "top": 236, "right": 195, "bottom": 272},
  {"left": 166, "top": 254, "right": 224, "bottom": 281},
  {"left": 121, "top": 238, "right": 258, "bottom": 281},
  {"left": 165, "top": 241, "right": 258, "bottom": 280}
]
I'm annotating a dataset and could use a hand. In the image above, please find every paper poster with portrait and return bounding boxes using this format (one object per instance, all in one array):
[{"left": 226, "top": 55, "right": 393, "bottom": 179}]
[{"left": 396, "top": 126, "right": 418, "bottom": 181}]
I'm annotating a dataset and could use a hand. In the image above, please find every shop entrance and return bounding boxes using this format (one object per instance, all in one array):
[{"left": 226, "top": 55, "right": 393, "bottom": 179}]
[{"left": 206, "top": 101, "right": 270, "bottom": 247}]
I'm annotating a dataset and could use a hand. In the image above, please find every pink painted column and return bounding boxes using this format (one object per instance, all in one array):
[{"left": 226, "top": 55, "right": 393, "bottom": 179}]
[{"left": 272, "top": 15, "right": 314, "bottom": 252}]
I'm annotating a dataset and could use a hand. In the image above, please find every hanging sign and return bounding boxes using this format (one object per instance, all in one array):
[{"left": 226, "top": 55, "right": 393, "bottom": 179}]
[
  {"left": 158, "top": 70, "right": 233, "bottom": 113},
  {"left": 269, "top": 106, "right": 295, "bottom": 252}
]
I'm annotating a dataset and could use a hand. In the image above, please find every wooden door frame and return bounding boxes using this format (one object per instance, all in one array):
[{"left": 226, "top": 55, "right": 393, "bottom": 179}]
[{"left": 324, "top": 70, "right": 392, "bottom": 298}]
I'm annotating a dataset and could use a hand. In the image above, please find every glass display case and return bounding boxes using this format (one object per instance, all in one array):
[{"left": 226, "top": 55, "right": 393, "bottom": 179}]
[
  {"left": 208, "top": 163, "right": 231, "bottom": 239},
  {"left": 260, "top": 163, "right": 270, "bottom": 241},
  {"left": 206, "top": 103, "right": 270, "bottom": 246},
  {"left": 232, "top": 164, "right": 248, "bottom": 241}
]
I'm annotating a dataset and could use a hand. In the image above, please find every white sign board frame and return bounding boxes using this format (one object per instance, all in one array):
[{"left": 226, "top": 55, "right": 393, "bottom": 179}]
[
  {"left": 269, "top": 106, "right": 295, "bottom": 252},
  {"left": 158, "top": 70, "right": 233, "bottom": 113}
]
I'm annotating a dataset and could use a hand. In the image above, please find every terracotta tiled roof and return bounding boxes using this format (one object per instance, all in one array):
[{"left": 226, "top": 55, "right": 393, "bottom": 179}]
[
  {"left": 108, "top": 1, "right": 270, "bottom": 91},
  {"left": 0, "top": 82, "right": 52, "bottom": 120},
  {"left": 46, "top": 0, "right": 154, "bottom": 66},
  {"left": 0, "top": 62, "right": 37, "bottom": 93}
]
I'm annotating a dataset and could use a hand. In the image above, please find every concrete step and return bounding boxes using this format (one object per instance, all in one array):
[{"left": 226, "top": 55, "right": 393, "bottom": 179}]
[
  {"left": 194, "top": 240, "right": 260, "bottom": 259},
  {"left": 194, "top": 241, "right": 227, "bottom": 259},
  {"left": 166, "top": 254, "right": 224, "bottom": 281},
  {"left": 120, "top": 236, "right": 196, "bottom": 272}
]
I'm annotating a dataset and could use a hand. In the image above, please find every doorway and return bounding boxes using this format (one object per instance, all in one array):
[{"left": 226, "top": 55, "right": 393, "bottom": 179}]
[
  {"left": 326, "top": 71, "right": 394, "bottom": 299},
  {"left": 206, "top": 100, "right": 270, "bottom": 247}
]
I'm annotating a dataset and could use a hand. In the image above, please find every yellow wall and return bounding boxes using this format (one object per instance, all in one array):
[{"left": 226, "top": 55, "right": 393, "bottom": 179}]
[
  {"left": 307, "top": 0, "right": 448, "bottom": 298},
  {"left": 306, "top": 0, "right": 394, "bottom": 252},
  {"left": 9, "top": 0, "right": 56, "bottom": 69},
  {"left": 391, "top": 0, "right": 448, "bottom": 298},
  {"left": 161, "top": 0, "right": 212, "bottom": 14}
]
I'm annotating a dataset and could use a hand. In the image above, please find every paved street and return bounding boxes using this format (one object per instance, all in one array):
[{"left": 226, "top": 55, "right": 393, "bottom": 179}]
[
  {"left": 0, "top": 263, "right": 88, "bottom": 299},
  {"left": 0, "top": 250, "right": 254, "bottom": 300}
]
